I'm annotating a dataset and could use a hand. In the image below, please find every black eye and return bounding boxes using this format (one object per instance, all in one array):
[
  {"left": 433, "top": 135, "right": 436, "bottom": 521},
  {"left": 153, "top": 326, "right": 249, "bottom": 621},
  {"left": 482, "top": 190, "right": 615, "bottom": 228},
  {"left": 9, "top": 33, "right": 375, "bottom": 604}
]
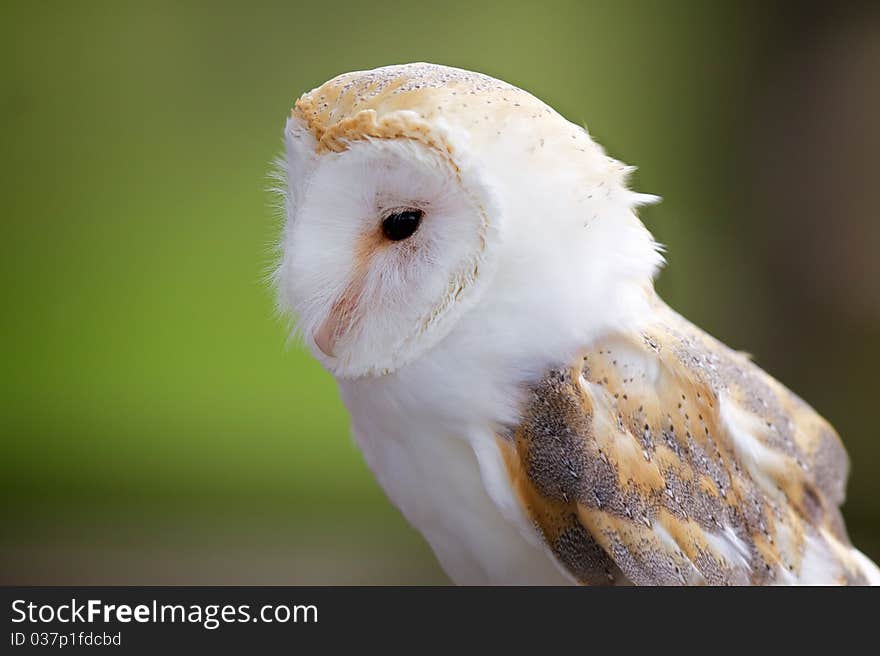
[{"left": 382, "top": 208, "right": 423, "bottom": 241}]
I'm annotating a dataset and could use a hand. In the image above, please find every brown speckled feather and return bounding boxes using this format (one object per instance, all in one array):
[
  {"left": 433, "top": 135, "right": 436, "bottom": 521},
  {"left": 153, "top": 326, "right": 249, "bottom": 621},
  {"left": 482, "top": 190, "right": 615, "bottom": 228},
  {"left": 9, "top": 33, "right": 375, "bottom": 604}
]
[{"left": 498, "top": 299, "right": 869, "bottom": 585}]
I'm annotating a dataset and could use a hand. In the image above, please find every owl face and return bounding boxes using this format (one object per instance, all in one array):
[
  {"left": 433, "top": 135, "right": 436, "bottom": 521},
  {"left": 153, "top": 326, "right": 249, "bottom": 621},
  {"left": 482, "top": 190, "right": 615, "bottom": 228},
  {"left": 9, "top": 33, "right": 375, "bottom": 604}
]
[
  {"left": 276, "top": 115, "right": 500, "bottom": 378},
  {"left": 276, "top": 63, "right": 662, "bottom": 379}
]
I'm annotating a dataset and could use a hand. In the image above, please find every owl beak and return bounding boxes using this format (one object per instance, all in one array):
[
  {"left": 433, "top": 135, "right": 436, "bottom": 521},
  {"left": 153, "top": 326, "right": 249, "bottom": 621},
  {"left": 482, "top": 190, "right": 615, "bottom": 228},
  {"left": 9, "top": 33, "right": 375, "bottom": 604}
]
[
  {"left": 314, "top": 315, "right": 337, "bottom": 357},
  {"left": 314, "top": 284, "right": 362, "bottom": 358}
]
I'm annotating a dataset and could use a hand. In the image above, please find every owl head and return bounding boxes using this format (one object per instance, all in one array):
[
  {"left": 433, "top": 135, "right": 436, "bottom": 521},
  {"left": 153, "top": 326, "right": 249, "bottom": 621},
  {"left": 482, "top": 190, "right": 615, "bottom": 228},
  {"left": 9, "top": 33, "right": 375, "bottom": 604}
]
[{"left": 275, "top": 63, "right": 662, "bottom": 379}]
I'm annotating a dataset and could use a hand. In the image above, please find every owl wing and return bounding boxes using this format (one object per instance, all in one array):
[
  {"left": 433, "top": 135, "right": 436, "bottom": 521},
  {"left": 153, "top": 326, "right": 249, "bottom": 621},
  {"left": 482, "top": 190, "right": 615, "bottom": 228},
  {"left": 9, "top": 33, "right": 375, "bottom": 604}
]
[{"left": 496, "top": 298, "right": 878, "bottom": 585}]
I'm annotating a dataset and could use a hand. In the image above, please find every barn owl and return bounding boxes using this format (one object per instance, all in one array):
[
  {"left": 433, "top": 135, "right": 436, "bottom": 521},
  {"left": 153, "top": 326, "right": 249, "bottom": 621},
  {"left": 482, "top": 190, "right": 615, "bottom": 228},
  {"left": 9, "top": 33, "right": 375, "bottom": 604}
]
[{"left": 274, "top": 62, "right": 879, "bottom": 585}]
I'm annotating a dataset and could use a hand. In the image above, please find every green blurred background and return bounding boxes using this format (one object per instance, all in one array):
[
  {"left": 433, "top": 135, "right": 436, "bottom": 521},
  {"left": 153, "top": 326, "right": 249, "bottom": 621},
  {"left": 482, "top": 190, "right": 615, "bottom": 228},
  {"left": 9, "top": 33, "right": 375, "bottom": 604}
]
[{"left": 2, "top": 1, "right": 878, "bottom": 584}]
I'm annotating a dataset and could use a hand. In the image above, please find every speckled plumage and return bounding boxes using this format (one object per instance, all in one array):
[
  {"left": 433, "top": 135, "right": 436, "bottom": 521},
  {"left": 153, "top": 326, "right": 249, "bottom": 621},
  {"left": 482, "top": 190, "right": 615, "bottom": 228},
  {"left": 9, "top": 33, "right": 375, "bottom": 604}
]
[
  {"left": 276, "top": 63, "right": 879, "bottom": 585},
  {"left": 500, "top": 299, "right": 865, "bottom": 585},
  {"left": 293, "top": 63, "right": 539, "bottom": 153}
]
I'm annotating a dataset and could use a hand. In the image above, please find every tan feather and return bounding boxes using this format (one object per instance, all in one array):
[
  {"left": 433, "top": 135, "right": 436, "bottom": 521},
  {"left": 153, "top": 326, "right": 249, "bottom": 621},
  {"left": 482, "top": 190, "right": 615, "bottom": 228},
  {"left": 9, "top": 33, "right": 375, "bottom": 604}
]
[{"left": 499, "top": 298, "right": 868, "bottom": 585}]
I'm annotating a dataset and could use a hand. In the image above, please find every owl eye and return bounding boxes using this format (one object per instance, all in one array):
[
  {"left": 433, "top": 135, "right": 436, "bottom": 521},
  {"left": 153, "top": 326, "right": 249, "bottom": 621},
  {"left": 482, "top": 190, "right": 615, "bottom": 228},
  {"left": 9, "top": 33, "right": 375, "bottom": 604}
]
[{"left": 382, "top": 209, "right": 423, "bottom": 241}]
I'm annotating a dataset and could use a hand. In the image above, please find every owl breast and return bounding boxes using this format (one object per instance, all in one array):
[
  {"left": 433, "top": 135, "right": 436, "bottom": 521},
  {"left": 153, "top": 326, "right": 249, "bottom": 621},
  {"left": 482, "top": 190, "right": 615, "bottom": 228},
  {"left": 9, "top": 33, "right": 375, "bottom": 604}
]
[{"left": 338, "top": 376, "right": 575, "bottom": 585}]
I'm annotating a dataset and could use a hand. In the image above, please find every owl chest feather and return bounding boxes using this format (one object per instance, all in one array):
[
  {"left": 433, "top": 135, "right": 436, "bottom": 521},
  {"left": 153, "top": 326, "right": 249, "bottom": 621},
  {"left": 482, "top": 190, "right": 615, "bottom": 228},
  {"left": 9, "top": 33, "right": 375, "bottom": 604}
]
[{"left": 338, "top": 379, "right": 573, "bottom": 585}]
